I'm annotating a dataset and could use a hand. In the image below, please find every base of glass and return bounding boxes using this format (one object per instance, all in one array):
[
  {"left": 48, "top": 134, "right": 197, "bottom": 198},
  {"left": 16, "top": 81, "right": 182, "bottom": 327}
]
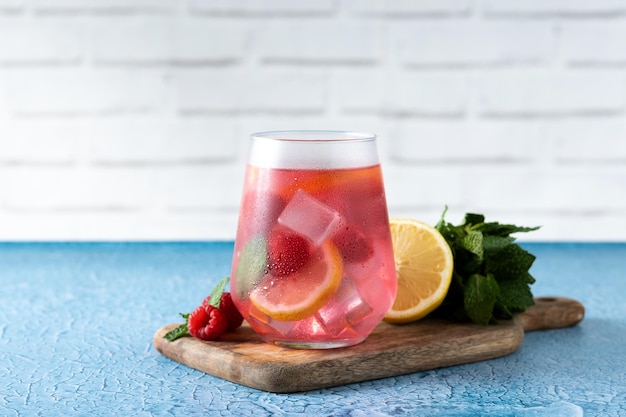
[{"left": 270, "top": 337, "right": 366, "bottom": 350}]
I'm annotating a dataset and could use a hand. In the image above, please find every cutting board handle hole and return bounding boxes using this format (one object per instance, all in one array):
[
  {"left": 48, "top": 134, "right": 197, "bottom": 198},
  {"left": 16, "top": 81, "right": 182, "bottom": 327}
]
[{"left": 536, "top": 296, "right": 557, "bottom": 302}]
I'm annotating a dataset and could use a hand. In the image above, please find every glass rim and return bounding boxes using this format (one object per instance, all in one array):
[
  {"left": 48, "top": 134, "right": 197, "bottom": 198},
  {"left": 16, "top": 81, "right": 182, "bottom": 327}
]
[{"left": 250, "top": 130, "right": 376, "bottom": 143}]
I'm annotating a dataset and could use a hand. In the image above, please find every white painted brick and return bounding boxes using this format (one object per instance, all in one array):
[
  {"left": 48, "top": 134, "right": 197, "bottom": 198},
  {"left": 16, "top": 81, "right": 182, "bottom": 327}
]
[
  {"left": 546, "top": 120, "right": 626, "bottom": 162},
  {"left": 0, "top": 18, "right": 83, "bottom": 64},
  {"left": 257, "top": 22, "right": 382, "bottom": 64},
  {"left": 0, "top": 210, "right": 240, "bottom": 240},
  {"left": 386, "top": 72, "right": 469, "bottom": 117},
  {"left": 394, "top": 22, "right": 554, "bottom": 67},
  {"left": 31, "top": 0, "right": 174, "bottom": 14},
  {"left": 0, "top": 97, "right": 7, "bottom": 118},
  {"left": 92, "top": 17, "right": 247, "bottom": 65},
  {"left": 389, "top": 120, "right": 549, "bottom": 163},
  {"left": 235, "top": 115, "right": 385, "bottom": 134},
  {"left": 462, "top": 167, "right": 626, "bottom": 212},
  {"left": 86, "top": 117, "right": 237, "bottom": 164},
  {"left": 527, "top": 213, "right": 626, "bottom": 241},
  {"left": 383, "top": 165, "right": 465, "bottom": 208},
  {"left": 0, "top": 68, "right": 167, "bottom": 115},
  {"left": 0, "top": 0, "right": 24, "bottom": 13},
  {"left": 386, "top": 207, "right": 449, "bottom": 230},
  {"left": 159, "top": 165, "right": 243, "bottom": 209},
  {"left": 345, "top": 0, "right": 471, "bottom": 16},
  {"left": 165, "top": 210, "right": 239, "bottom": 240},
  {"left": 561, "top": 22, "right": 626, "bottom": 66},
  {"left": 330, "top": 70, "right": 385, "bottom": 114},
  {"left": 477, "top": 70, "right": 626, "bottom": 117},
  {"left": 1, "top": 165, "right": 242, "bottom": 210},
  {"left": 484, "top": 0, "right": 626, "bottom": 17},
  {"left": 189, "top": 0, "right": 335, "bottom": 16},
  {"left": 1, "top": 1, "right": 626, "bottom": 242},
  {"left": 2, "top": 167, "right": 161, "bottom": 208},
  {"left": 174, "top": 69, "right": 327, "bottom": 114},
  {"left": 334, "top": 70, "right": 468, "bottom": 116},
  {"left": 0, "top": 119, "right": 83, "bottom": 163}
]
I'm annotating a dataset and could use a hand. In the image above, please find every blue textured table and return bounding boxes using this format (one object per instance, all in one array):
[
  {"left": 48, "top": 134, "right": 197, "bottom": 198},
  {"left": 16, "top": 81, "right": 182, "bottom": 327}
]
[{"left": 1, "top": 242, "right": 625, "bottom": 416}]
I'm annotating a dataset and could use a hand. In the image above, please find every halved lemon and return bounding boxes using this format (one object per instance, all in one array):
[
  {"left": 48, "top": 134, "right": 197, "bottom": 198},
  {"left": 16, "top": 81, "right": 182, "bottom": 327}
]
[
  {"left": 249, "top": 240, "right": 343, "bottom": 321},
  {"left": 384, "top": 218, "right": 454, "bottom": 324}
]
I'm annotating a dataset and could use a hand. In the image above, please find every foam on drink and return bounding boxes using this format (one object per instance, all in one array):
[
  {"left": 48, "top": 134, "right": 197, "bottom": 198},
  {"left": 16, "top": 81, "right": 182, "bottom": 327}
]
[{"left": 248, "top": 131, "right": 379, "bottom": 169}]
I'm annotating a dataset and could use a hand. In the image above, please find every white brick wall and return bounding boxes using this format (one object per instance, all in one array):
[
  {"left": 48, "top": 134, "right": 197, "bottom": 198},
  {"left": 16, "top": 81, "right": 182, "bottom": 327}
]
[{"left": 1, "top": 0, "right": 626, "bottom": 241}]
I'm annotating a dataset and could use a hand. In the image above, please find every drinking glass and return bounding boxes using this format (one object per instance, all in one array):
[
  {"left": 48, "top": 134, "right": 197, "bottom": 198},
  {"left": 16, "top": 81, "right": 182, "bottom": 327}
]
[{"left": 230, "top": 131, "right": 397, "bottom": 349}]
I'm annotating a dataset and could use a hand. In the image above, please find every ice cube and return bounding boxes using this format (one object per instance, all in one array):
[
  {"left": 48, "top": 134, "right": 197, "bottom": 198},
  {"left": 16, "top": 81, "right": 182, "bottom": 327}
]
[
  {"left": 344, "top": 286, "right": 374, "bottom": 327},
  {"left": 287, "top": 314, "right": 330, "bottom": 339},
  {"left": 268, "top": 318, "right": 298, "bottom": 336},
  {"left": 343, "top": 245, "right": 397, "bottom": 310},
  {"left": 317, "top": 276, "right": 375, "bottom": 336},
  {"left": 247, "top": 304, "right": 297, "bottom": 336},
  {"left": 316, "top": 304, "right": 349, "bottom": 337},
  {"left": 277, "top": 190, "right": 344, "bottom": 245}
]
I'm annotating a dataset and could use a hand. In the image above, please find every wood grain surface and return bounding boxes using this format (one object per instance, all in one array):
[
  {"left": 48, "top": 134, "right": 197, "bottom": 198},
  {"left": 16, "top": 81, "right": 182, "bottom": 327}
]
[{"left": 153, "top": 296, "right": 584, "bottom": 393}]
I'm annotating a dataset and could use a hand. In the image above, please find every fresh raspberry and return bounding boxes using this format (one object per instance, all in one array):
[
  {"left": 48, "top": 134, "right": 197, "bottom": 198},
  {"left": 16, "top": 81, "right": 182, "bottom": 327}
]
[
  {"left": 204, "top": 292, "right": 243, "bottom": 330},
  {"left": 267, "top": 227, "right": 312, "bottom": 277},
  {"left": 332, "top": 226, "right": 374, "bottom": 263},
  {"left": 187, "top": 304, "right": 228, "bottom": 341}
]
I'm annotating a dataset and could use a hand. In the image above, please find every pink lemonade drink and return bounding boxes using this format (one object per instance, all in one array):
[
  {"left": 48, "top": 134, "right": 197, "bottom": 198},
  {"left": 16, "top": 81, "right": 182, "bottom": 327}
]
[{"left": 230, "top": 131, "right": 397, "bottom": 349}]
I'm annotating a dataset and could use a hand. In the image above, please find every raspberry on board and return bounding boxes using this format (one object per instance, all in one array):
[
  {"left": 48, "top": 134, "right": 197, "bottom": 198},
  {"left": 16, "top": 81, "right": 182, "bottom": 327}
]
[
  {"left": 187, "top": 304, "right": 228, "bottom": 341},
  {"left": 219, "top": 292, "right": 244, "bottom": 330},
  {"left": 204, "top": 292, "right": 244, "bottom": 331}
]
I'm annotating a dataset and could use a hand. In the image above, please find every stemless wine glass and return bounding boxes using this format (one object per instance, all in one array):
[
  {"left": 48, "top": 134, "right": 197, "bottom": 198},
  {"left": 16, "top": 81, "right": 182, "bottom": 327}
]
[{"left": 230, "top": 131, "right": 397, "bottom": 349}]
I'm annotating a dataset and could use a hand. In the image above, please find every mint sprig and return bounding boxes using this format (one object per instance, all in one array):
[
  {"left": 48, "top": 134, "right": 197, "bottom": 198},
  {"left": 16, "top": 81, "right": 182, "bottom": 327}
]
[
  {"left": 207, "top": 276, "right": 229, "bottom": 308},
  {"left": 163, "top": 313, "right": 190, "bottom": 342},
  {"left": 435, "top": 207, "right": 540, "bottom": 325},
  {"left": 163, "top": 276, "right": 230, "bottom": 341}
]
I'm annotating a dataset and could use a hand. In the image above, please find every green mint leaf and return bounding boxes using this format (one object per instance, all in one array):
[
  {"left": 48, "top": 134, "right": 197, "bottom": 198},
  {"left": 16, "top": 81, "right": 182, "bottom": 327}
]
[
  {"left": 235, "top": 236, "right": 267, "bottom": 299},
  {"left": 163, "top": 312, "right": 191, "bottom": 341},
  {"left": 496, "top": 278, "right": 535, "bottom": 314},
  {"left": 494, "top": 300, "right": 513, "bottom": 320},
  {"left": 477, "top": 222, "right": 540, "bottom": 237},
  {"left": 462, "top": 230, "right": 484, "bottom": 260},
  {"left": 434, "top": 207, "right": 540, "bottom": 324},
  {"left": 463, "top": 213, "right": 485, "bottom": 226},
  {"left": 435, "top": 205, "right": 450, "bottom": 230},
  {"left": 164, "top": 323, "right": 189, "bottom": 341},
  {"left": 521, "top": 271, "right": 536, "bottom": 285},
  {"left": 208, "top": 276, "right": 230, "bottom": 308},
  {"left": 464, "top": 273, "right": 499, "bottom": 325},
  {"left": 482, "top": 235, "right": 515, "bottom": 252},
  {"left": 486, "top": 244, "right": 536, "bottom": 281}
]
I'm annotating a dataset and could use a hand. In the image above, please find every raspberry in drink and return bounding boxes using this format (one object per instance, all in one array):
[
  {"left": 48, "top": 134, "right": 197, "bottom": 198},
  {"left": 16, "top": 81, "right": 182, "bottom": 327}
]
[{"left": 231, "top": 131, "right": 397, "bottom": 349}]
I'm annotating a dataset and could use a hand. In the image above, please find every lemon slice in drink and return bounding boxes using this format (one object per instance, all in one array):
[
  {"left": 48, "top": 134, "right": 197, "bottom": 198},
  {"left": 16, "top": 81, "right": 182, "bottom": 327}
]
[
  {"left": 250, "top": 240, "right": 343, "bottom": 322},
  {"left": 384, "top": 218, "right": 454, "bottom": 324}
]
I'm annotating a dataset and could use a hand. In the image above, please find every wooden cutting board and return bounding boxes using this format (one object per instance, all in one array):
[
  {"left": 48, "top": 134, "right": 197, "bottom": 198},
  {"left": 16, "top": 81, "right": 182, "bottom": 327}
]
[{"left": 153, "top": 296, "right": 584, "bottom": 393}]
